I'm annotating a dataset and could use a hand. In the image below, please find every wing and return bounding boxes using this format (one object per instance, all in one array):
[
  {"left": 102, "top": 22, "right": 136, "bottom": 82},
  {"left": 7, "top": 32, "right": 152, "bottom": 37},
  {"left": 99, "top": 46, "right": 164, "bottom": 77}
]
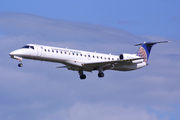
[
  {"left": 82, "top": 57, "right": 144, "bottom": 69},
  {"left": 56, "top": 58, "right": 144, "bottom": 72}
]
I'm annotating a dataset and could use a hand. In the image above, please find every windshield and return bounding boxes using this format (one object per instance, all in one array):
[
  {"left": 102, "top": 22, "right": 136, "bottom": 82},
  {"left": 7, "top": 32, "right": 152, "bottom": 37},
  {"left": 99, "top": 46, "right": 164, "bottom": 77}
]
[
  {"left": 30, "top": 46, "right": 34, "bottom": 50},
  {"left": 22, "top": 45, "right": 34, "bottom": 50},
  {"left": 22, "top": 45, "right": 30, "bottom": 48}
]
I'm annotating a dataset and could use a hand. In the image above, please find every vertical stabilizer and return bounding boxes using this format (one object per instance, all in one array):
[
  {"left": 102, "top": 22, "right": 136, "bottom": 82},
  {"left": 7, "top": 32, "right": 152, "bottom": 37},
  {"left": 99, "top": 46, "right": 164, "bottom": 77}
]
[{"left": 135, "top": 41, "right": 169, "bottom": 63}]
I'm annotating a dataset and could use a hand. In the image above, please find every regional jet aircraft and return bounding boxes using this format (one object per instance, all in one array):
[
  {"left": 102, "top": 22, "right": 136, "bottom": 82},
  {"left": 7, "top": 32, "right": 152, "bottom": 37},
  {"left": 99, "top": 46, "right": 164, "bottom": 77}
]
[{"left": 9, "top": 41, "right": 168, "bottom": 79}]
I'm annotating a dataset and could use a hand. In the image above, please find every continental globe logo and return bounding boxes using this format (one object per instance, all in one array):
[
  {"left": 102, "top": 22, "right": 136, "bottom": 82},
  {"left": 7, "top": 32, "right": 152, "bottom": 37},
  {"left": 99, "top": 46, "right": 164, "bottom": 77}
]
[{"left": 136, "top": 47, "right": 147, "bottom": 63}]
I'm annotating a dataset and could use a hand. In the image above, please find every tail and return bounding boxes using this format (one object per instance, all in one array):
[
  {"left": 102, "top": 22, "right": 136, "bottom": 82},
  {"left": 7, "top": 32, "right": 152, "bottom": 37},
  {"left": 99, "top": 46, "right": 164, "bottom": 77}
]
[{"left": 135, "top": 41, "right": 169, "bottom": 63}]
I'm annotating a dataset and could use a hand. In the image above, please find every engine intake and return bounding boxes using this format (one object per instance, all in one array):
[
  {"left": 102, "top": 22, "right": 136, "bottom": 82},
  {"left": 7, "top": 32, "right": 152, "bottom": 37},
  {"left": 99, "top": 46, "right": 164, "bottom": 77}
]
[{"left": 120, "top": 54, "right": 123, "bottom": 59}]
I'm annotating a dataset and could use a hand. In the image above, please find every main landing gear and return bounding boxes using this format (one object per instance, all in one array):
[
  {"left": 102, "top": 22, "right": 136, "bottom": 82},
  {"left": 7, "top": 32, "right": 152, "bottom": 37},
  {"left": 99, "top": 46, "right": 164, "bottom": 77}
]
[
  {"left": 98, "top": 72, "right": 104, "bottom": 78},
  {"left": 79, "top": 69, "right": 86, "bottom": 80},
  {"left": 78, "top": 66, "right": 105, "bottom": 80},
  {"left": 79, "top": 72, "right": 104, "bottom": 79},
  {"left": 18, "top": 63, "right": 23, "bottom": 67},
  {"left": 97, "top": 66, "right": 104, "bottom": 78},
  {"left": 80, "top": 74, "right": 86, "bottom": 79}
]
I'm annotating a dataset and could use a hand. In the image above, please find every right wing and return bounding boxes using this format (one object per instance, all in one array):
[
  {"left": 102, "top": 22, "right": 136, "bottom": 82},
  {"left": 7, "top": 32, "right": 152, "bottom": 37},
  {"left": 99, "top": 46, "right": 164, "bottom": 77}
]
[
  {"left": 55, "top": 57, "right": 145, "bottom": 71},
  {"left": 82, "top": 57, "right": 144, "bottom": 69}
]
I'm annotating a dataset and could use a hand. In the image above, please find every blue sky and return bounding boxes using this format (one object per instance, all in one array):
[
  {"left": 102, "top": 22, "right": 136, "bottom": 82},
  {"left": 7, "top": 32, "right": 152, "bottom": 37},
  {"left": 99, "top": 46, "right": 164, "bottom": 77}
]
[
  {"left": 0, "top": 0, "right": 180, "bottom": 120},
  {"left": 1, "top": 0, "right": 180, "bottom": 38}
]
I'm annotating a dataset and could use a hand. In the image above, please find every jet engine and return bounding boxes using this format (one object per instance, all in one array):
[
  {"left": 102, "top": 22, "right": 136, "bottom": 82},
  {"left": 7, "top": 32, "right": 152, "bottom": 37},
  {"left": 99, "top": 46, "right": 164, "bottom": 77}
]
[
  {"left": 119, "top": 53, "right": 143, "bottom": 63},
  {"left": 119, "top": 53, "right": 138, "bottom": 60}
]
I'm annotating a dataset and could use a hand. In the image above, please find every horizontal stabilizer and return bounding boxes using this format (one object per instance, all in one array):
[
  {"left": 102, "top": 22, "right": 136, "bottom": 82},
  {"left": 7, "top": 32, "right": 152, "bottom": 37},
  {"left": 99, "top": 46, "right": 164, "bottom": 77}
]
[{"left": 134, "top": 41, "right": 169, "bottom": 46}]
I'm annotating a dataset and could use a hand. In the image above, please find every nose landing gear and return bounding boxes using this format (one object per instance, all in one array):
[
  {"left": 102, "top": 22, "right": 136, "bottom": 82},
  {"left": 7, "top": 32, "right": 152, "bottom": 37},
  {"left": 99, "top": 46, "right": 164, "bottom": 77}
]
[{"left": 18, "top": 63, "right": 23, "bottom": 67}]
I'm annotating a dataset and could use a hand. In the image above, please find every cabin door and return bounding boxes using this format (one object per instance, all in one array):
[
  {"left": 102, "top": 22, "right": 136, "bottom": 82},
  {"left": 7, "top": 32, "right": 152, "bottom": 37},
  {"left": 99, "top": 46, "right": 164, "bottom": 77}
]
[{"left": 37, "top": 46, "right": 42, "bottom": 56}]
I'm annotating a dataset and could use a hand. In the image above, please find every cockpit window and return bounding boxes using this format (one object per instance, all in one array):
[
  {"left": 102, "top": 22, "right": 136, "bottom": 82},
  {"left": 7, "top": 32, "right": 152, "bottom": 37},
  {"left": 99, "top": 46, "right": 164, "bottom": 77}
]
[
  {"left": 22, "top": 45, "right": 34, "bottom": 50},
  {"left": 22, "top": 45, "right": 30, "bottom": 48},
  {"left": 30, "top": 46, "right": 34, "bottom": 50}
]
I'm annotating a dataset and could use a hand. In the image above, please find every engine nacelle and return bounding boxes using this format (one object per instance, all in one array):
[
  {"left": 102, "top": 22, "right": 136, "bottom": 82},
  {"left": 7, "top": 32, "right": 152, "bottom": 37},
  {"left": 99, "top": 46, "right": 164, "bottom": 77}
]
[{"left": 119, "top": 53, "right": 138, "bottom": 60}]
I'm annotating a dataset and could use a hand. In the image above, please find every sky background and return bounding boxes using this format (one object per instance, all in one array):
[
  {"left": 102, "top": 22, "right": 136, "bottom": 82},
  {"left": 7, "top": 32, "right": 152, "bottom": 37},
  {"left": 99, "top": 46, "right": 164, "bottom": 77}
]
[{"left": 0, "top": 0, "right": 180, "bottom": 120}]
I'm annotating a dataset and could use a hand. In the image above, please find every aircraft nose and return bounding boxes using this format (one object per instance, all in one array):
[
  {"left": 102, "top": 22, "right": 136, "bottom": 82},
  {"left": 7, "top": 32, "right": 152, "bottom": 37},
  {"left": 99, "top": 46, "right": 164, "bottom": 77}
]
[
  {"left": 9, "top": 49, "right": 27, "bottom": 57},
  {"left": 9, "top": 51, "right": 15, "bottom": 56},
  {"left": 9, "top": 50, "right": 20, "bottom": 56}
]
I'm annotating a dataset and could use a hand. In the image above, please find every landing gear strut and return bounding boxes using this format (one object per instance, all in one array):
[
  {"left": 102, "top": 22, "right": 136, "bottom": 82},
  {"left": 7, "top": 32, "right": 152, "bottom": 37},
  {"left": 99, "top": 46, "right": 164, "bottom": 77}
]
[
  {"left": 18, "top": 63, "right": 23, "bottom": 67},
  {"left": 79, "top": 69, "right": 86, "bottom": 80}
]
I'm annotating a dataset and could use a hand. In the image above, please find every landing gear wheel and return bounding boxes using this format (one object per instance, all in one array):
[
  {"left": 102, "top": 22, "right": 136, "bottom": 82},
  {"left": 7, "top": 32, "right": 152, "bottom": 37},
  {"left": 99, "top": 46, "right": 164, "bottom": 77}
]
[
  {"left": 98, "top": 73, "right": 104, "bottom": 78},
  {"left": 80, "top": 74, "right": 86, "bottom": 80},
  {"left": 18, "top": 63, "right": 23, "bottom": 67}
]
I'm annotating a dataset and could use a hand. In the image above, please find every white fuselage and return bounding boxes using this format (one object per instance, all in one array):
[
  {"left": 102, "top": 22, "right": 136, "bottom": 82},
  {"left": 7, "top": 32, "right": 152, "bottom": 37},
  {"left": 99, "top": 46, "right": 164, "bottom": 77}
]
[
  {"left": 9, "top": 44, "right": 147, "bottom": 72},
  {"left": 10, "top": 41, "right": 168, "bottom": 79}
]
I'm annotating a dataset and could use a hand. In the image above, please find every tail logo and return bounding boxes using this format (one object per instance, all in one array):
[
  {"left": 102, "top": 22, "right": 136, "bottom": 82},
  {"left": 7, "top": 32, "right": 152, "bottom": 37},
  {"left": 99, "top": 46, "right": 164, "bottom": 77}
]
[{"left": 136, "top": 47, "right": 147, "bottom": 63}]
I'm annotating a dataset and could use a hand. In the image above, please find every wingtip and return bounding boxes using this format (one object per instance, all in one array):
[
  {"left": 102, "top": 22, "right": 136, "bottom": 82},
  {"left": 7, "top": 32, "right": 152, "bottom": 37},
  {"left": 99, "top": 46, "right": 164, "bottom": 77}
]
[{"left": 167, "top": 41, "right": 172, "bottom": 43}]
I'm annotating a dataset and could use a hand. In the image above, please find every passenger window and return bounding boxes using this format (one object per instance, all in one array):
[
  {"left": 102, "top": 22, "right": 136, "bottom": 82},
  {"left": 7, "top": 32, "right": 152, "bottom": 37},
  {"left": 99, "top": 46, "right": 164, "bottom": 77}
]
[
  {"left": 105, "top": 57, "right": 106, "bottom": 60},
  {"left": 44, "top": 49, "right": 46, "bottom": 52},
  {"left": 108, "top": 58, "right": 110, "bottom": 60},
  {"left": 48, "top": 49, "right": 50, "bottom": 52},
  {"left": 72, "top": 53, "right": 74, "bottom": 55},
  {"left": 65, "top": 52, "right": 67, "bottom": 54},
  {"left": 84, "top": 54, "right": 86, "bottom": 57},
  {"left": 69, "top": 53, "right": 71, "bottom": 55},
  {"left": 52, "top": 50, "right": 54, "bottom": 53},
  {"left": 93, "top": 55, "right": 95, "bottom": 58},
  {"left": 61, "top": 51, "right": 63, "bottom": 54},
  {"left": 80, "top": 54, "right": 82, "bottom": 56},
  {"left": 76, "top": 53, "right": 78, "bottom": 56},
  {"left": 97, "top": 56, "right": 99, "bottom": 59},
  {"left": 112, "top": 58, "right": 114, "bottom": 60},
  {"left": 88, "top": 55, "right": 90, "bottom": 57}
]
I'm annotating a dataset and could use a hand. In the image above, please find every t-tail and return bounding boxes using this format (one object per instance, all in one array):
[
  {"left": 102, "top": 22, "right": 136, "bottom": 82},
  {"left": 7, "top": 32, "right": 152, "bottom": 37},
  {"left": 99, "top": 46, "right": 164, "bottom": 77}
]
[{"left": 135, "top": 41, "right": 169, "bottom": 63}]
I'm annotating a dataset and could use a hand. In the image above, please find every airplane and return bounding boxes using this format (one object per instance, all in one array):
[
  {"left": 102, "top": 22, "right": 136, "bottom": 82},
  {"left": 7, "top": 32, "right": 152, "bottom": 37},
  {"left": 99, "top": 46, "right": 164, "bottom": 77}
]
[{"left": 9, "top": 41, "right": 168, "bottom": 79}]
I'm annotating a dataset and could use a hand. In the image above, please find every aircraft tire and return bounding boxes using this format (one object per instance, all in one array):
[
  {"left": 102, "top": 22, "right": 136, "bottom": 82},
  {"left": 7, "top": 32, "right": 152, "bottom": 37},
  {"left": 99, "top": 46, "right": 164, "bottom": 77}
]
[
  {"left": 80, "top": 74, "right": 86, "bottom": 80},
  {"left": 18, "top": 63, "right": 23, "bottom": 67},
  {"left": 98, "top": 73, "right": 104, "bottom": 78}
]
